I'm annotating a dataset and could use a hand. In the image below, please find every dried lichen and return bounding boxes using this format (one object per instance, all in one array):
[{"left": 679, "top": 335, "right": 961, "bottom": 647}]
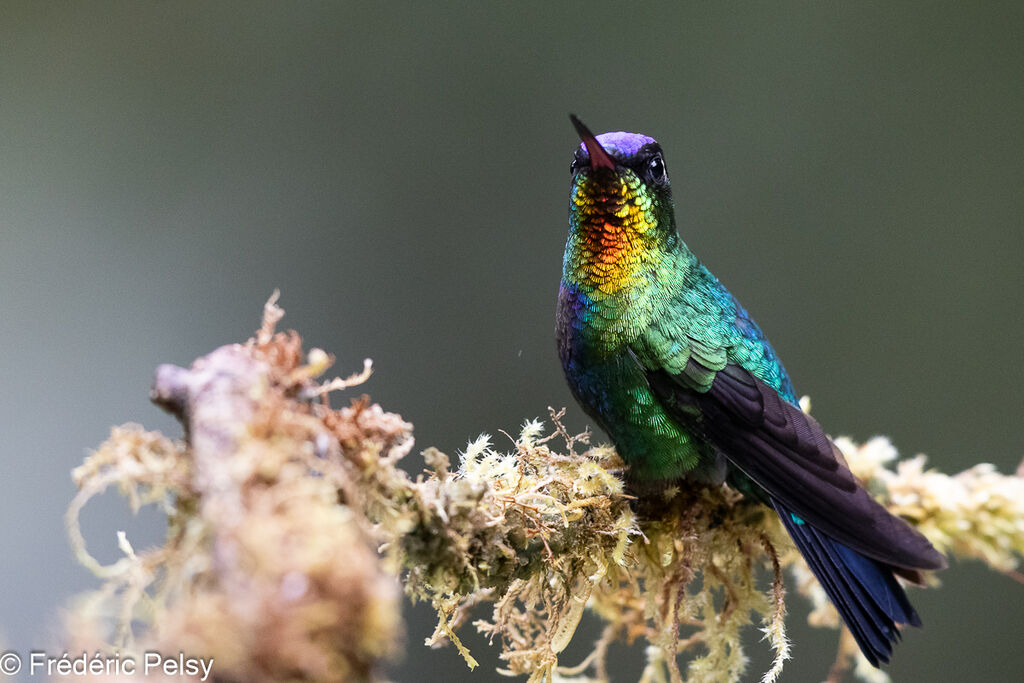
[
  {"left": 66, "top": 294, "right": 405, "bottom": 683},
  {"left": 839, "top": 435, "right": 1024, "bottom": 579},
  {"left": 402, "top": 425, "right": 794, "bottom": 683},
  {"left": 65, "top": 294, "right": 1024, "bottom": 683}
]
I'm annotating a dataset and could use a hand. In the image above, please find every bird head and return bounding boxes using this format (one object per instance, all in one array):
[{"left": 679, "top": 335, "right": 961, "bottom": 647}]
[{"left": 567, "top": 115, "right": 677, "bottom": 258}]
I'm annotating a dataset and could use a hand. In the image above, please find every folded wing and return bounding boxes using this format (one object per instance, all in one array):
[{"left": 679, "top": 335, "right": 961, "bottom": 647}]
[{"left": 640, "top": 357, "right": 945, "bottom": 571}]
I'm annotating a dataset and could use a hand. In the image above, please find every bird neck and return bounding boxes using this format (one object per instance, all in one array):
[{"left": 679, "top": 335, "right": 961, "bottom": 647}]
[
  {"left": 560, "top": 222, "right": 691, "bottom": 350},
  {"left": 562, "top": 215, "right": 682, "bottom": 297}
]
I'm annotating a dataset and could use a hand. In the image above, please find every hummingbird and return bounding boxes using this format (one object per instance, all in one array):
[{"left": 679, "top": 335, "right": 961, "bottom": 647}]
[{"left": 555, "top": 115, "right": 946, "bottom": 666}]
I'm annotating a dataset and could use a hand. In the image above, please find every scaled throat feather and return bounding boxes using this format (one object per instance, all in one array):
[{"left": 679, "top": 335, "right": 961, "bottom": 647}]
[{"left": 568, "top": 172, "right": 660, "bottom": 299}]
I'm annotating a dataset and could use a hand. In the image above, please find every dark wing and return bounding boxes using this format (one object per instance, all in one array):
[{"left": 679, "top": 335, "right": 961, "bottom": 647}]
[{"left": 641, "top": 358, "right": 946, "bottom": 571}]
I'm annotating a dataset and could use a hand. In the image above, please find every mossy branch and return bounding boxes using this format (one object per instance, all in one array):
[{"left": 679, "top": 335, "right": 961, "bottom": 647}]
[{"left": 65, "top": 294, "right": 1024, "bottom": 683}]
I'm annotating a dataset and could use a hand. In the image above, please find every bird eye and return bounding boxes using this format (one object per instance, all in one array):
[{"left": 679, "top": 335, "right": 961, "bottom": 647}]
[
  {"left": 647, "top": 154, "right": 667, "bottom": 184},
  {"left": 569, "top": 156, "right": 583, "bottom": 175}
]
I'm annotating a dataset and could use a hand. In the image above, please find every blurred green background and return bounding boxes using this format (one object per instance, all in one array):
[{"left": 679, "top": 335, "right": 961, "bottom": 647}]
[{"left": 2, "top": 2, "right": 1021, "bottom": 681}]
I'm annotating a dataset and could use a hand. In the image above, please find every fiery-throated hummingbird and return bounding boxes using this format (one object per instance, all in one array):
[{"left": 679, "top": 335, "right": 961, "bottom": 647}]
[{"left": 555, "top": 115, "right": 946, "bottom": 666}]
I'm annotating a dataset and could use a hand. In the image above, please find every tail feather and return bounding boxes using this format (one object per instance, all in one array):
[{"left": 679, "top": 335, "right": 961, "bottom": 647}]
[{"left": 775, "top": 500, "right": 921, "bottom": 666}]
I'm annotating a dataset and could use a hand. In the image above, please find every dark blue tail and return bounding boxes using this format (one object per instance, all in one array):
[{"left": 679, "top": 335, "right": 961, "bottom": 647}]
[{"left": 775, "top": 500, "right": 922, "bottom": 666}]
